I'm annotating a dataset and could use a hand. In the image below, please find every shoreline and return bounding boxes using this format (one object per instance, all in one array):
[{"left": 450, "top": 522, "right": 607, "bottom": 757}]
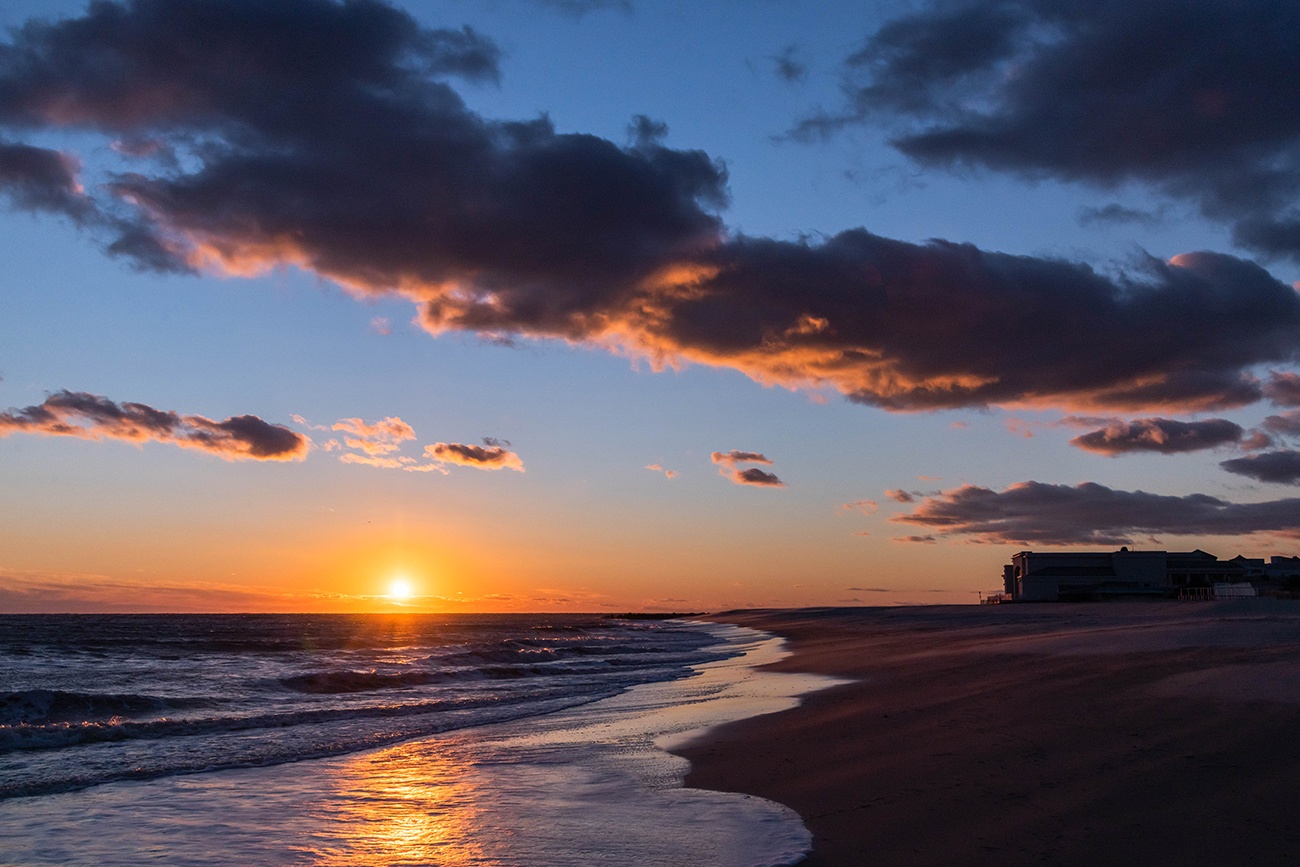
[{"left": 677, "top": 602, "right": 1300, "bottom": 866}]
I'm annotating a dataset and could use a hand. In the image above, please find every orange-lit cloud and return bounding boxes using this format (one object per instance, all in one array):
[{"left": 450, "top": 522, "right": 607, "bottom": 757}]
[
  {"left": 839, "top": 499, "right": 878, "bottom": 514},
  {"left": 331, "top": 416, "right": 416, "bottom": 456},
  {"left": 426, "top": 441, "right": 524, "bottom": 472},
  {"left": 645, "top": 463, "right": 678, "bottom": 478},
  {"left": 0, "top": 390, "right": 308, "bottom": 461},
  {"left": 2, "top": 1, "right": 1298, "bottom": 416}
]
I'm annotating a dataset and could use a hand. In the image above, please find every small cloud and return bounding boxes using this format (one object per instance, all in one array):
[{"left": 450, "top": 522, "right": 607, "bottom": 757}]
[
  {"left": 949, "top": 420, "right": 968, "bottom": 429},
  {"left": 0, "top": 390, "right": 309, "bottom": 461},
  {"left": 1005, "top": 417, "right": 1036, "bottom": 438},
  {"left": 895, "top": 535, "right": 937, "bottom": 544},
  {"left": 1077, "top": 203, "right": 1163, "bottom": 228},
  {"left": 733, "top": 466, "right": 784, "bottom": 487},
  {"left": 885, "top": 489, "right": 915, "bottom": 503},
  {"left": 1263, "top": 409, "right": 1300, "bottom": 438},
  {"left": 711, "top": 449, "right": 773, "bottom": 467},
  {"left": 426, "top": 440, "right": 524, "bottom": 471},
  {"left": 840, "top": 499, "right": 878, "bottom": 515},
  {"left": 771, "top": 44, "right": 807, "bottom": 83},
  {"left": 1264, "top": 371, "right": 1300, "bottom": 407},
  {"left": 712, "top": 449, "right": 784, "bottom": 487},
  {"left": 645, "top": 463, "right": 678, "bottom": 479},
  {"left": 369, "top": 316, "right": 393, "bottom": 335},
  {"left": 332, "top": 416, "right": 416, "bottom": 456},
  {"left": 1220, "top": 450, "right": 1300, "bottom": 484}
]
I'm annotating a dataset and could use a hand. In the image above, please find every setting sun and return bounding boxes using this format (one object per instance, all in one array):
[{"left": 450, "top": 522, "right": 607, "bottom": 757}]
[{"left": 388, "top": 577, "right": 414, "bottom": 601}]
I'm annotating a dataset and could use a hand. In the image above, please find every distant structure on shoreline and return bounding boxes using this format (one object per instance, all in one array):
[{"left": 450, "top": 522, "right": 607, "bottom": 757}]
[{"left": 995, "top": 548, "right": 1300, "bottom": 602}]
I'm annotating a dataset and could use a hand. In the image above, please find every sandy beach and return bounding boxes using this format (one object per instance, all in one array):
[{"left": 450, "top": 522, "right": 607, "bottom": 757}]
[{"left": 679, "top": 603, "right": 1300, "bottom": 866}]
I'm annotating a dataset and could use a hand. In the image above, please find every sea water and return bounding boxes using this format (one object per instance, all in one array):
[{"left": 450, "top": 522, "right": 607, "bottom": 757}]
[{"left": 0, "top": 614, "right": 835, "bottom": 865}]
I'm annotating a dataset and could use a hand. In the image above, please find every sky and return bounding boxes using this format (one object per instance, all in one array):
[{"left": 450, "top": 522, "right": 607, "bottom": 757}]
[{"left": 2, "top": 0, "right": 1300, "bottom": 613}]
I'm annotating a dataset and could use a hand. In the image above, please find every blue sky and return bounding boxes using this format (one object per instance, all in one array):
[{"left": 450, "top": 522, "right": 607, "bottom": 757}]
[{"left": 2, "top": 0, "right": 1299, "bottom": 612}]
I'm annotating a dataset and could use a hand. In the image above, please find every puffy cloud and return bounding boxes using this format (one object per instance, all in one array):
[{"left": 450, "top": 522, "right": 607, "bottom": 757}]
[
  {"left": 1220, "top": 451, "right": 1300, "bottom": 485},
  {"left": 885, "top": 489, "right": 915, "bottom": 503},
  {"left": 1069, "top": 417, "right": 1245, "bottom": 455},
  {"left": 806, "top": 0, "right": 1300, "bottom": 262},
  {"left": 0, "top": 390, "right": 308, "bottom": 460},
  {"left": 426, "top": 440, "right": 524, "bottom": 471},
  {"left": 3, "top": 2, "right": 1300, "bottom": 413},
  {"left": 893, "top": 480, "right": 1300, "bottom": 544},
  {"left": 711, "top": 449, "right": 784, "bottom": 487}
]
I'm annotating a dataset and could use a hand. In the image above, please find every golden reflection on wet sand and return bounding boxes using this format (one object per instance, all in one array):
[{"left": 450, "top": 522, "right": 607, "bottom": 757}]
[{"left": 301, "top": 739, "right": 487, "bottom": 866}]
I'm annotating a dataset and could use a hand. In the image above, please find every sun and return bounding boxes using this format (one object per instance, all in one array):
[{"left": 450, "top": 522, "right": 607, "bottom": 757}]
[{"left": 388, "top": 577, "right": 414, "bottom": 601}]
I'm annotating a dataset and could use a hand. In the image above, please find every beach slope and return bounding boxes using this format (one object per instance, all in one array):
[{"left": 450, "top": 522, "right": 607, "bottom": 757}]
[{"left": 679, "top": 603, "right": 1300, "bottom": 866}]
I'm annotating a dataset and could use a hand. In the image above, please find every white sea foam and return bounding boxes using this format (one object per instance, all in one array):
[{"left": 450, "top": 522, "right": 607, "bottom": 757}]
[{"left": 0, "top": 622, "right": 841, "bottom": 866}]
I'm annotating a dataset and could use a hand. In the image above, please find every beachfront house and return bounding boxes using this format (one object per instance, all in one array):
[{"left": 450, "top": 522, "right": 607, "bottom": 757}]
[{"left": 1000, "top": 548, "right": 1271, "bottom": 601}]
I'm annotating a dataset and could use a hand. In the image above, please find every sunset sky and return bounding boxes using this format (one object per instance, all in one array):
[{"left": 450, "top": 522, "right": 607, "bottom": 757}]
[{"left": 3, "top": 0, "right": 1300, "bottom": 612}]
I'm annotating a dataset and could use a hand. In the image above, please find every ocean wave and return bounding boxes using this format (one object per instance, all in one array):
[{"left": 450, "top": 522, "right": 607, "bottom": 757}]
[{"left": 0, "top": 689, "right": 212, "bottom": 726}]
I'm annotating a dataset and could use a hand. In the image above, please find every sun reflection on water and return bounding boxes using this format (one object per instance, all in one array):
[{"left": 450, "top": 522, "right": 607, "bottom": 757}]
[{"left": 302, "top": 740, "right": 487, "bottom": 866}]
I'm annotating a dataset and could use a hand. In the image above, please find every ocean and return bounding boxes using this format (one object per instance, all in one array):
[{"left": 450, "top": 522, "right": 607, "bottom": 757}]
[{"left": 0, "top": 614, "right": 832, "bottom": 865}]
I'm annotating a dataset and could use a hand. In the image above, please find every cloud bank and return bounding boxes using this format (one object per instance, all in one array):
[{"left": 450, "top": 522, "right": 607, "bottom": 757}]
[
  {"left": 893, "top": 480, "right": 1300, "bottom": 545},
  {"left": 809, "top": 0, "right": 1300, "bottom": 263},
  {"left": 0, "top": 390, "right": 309, "bottom": 460},
  {"left": 0, "top": 0, "right": 1299, "bottom": 415}
]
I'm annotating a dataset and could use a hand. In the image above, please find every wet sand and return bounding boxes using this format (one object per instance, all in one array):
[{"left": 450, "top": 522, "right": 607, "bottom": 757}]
[{"left": 678, "top": 603, "right": 1300, "bottom": 866}]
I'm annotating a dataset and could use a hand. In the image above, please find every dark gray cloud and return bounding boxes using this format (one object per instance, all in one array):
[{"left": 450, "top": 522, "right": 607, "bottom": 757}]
[
  {"left": 811, "top": 0, "right": 1300, "bottom": 261},
  {"left": 733, "top": 466, "right": 784, "bottom": 487},
  {"left": 2, "top": 1, "right": 1300, "bottom": 414},
  {"left": 0, "top": 141, "right": 92, "bottom": 218},
  {"left": 0, "top": 0, "right": 724, "bottom": 298},
  {"left": 0, "top": 390, "right": 309, "bottom": 460},
  {"left": 893, "top": 480, "right": 1300, "bottom": 544},
  {"left": 1265, "top": 372, "right": 1300, "bottom": 407},
  {"left": 1069, "top": 417, "right": 1245, "bottom": 455},
  {"left": 1220, "top": 450, "right": 1300, "bottom": 485}
]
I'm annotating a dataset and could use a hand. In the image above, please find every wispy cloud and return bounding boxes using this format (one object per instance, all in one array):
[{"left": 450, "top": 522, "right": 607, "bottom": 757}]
[
  {"left": 0, "top": 390, "right": 308, "bottom": 461},
  {"left": 645, "top": 463, "right": 678, "bottom": 479}
]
